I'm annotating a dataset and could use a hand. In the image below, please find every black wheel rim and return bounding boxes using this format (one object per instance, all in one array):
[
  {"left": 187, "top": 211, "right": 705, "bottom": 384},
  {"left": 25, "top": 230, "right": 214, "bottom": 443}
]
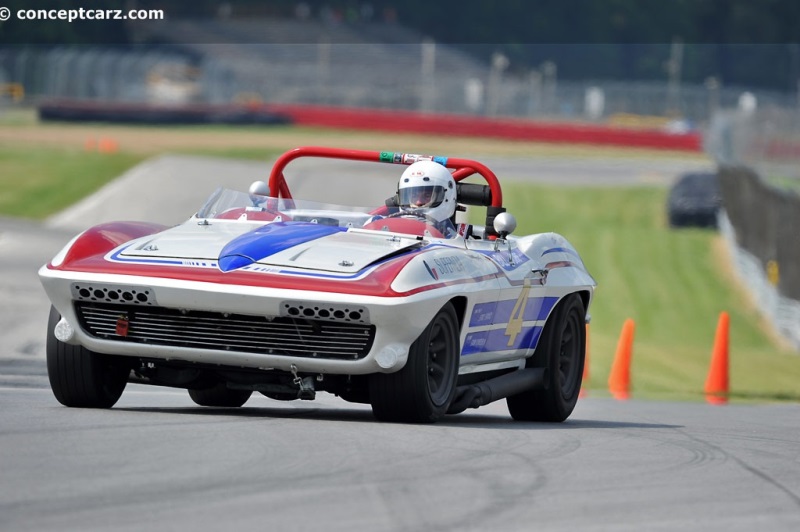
[
  {"left": 557, "top": 310, "right": 583, "bottom": 399},
  {"left": 426, "top": 316, "right": 457, "bottom": 406}
]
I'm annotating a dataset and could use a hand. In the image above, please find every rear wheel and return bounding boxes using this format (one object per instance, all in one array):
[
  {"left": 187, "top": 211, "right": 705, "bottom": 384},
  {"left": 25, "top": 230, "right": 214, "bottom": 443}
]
[
  {"left": 46, "top": 306, "right": 130, "bottom": 408},
  {"left": 370, "top": 302, "right": 460, "bottom": 423},
  {"left": 189, "top": 383, "right": 252, "bottom": 407},
  {"left": 507, "top": 294, "right": 586, "bottom": 422}
]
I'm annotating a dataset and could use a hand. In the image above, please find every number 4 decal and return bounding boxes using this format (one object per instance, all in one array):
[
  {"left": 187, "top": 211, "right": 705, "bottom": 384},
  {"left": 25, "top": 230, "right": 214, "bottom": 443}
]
[{"left": 505, "top": 278, "right": 531, "bottom": 346}]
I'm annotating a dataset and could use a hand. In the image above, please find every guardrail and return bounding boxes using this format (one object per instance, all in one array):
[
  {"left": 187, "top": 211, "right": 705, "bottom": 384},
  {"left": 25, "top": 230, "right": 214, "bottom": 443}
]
[{"left": 718, "top": 166, "right": 800, "bottom": 349}]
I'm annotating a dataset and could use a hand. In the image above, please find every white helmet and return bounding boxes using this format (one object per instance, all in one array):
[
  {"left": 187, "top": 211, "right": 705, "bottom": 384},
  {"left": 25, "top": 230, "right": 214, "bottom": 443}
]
[{"left": 397, "top": 160, "right": 457, "bottom": 223}]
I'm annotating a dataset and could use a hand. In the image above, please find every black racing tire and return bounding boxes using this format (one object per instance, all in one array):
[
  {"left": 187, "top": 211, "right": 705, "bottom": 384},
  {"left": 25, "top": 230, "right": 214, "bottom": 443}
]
[
  {"left": 507, "top": 294, "right": 586, "bottom": 422},
  {"left": 369, "top": 302, "right": 460, "bottom": 423},
  {"left": 46, "top": 306, "right": 130, "bottom": 408},
  {"left": 189, "top": 383, "right": 252, "bottom": 407}
]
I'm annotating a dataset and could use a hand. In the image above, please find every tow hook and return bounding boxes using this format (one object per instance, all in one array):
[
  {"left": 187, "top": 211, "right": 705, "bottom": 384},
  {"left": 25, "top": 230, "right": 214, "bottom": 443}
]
[{"left": 290, "top": 364, "right": 316, "bottom": 400}]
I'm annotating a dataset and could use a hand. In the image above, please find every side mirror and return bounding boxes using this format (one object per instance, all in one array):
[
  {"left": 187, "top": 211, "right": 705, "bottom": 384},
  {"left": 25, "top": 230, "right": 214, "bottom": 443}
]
[
  {"left": 493, "top": 212, "right": 517, "bottom": 238},
  {"left": 248, "top": 181, "right": 270, "bottom": 206}
]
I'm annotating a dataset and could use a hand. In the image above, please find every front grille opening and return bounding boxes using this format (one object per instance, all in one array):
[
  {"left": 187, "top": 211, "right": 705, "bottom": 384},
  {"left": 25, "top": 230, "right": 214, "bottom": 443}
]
[
  {"left": 74, "top": 302, "right": 375, "bottom": 360},
  {"left": 72, "top": 283, "right": 154, "bottom": 305},
  {"left": 281, "top": 301, "right": 369, "bottom": 324}
]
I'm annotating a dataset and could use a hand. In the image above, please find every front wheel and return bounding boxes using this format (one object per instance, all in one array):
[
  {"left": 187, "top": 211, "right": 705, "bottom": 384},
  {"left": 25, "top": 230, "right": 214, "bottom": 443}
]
[
  {"left": 46, "top": 306, "right": 130, "bottom": 408},
  {"left": 369, "top": 302, "right": 460, "bottom": 423},
  {"left": 507, "top": 294, "right": 586, "bottom": 422}
]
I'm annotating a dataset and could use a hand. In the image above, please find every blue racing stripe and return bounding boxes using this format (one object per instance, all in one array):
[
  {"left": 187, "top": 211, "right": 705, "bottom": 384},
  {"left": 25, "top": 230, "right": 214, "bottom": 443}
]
[
  {"left": 542, "top": 246, "right": 580, "bottom": 259},
  {"left": 110, "top": 247, "right": 184, "bottom": 265},
  {"left": 218, "top": 221, "right": 345, "bottom": 272}
]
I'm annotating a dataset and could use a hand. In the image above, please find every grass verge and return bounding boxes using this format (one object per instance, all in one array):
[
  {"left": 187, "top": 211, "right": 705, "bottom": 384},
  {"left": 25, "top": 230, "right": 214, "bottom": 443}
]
[
  {"left": 0, "top": 145, "right": 143, "bottom": 219},
  {"left": 501, "top": 183, "right": 800, "bottom": 402}
]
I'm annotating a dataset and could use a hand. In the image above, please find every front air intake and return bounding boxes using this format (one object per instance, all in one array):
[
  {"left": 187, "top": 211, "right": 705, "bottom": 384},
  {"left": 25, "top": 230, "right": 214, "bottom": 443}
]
[
  {"left": 280, "top": 301, "right": 370, "bottom": 324},
  {"left": 71, "top": 283, "right": 156, "bottom": 305},
  {"left": 74, "top": 302, "right": 375, "bottom": 360}
]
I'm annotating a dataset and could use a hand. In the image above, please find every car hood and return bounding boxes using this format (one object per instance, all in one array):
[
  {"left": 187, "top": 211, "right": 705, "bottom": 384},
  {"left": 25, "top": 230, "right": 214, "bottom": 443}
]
[{"left": 118, "top": 221, "right": 423, "bottom": 274}]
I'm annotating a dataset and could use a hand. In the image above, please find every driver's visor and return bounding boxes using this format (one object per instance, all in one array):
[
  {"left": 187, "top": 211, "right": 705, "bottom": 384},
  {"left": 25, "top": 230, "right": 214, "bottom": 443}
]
[{"left": 399, "top": 185, "right": 446, "bottom": 209}]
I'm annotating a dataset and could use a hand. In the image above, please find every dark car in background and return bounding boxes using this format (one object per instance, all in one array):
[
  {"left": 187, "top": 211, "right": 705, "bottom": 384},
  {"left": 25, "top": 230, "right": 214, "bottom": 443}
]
[{"left": 667, "top": 171, "right": 721, "bottom": 228}]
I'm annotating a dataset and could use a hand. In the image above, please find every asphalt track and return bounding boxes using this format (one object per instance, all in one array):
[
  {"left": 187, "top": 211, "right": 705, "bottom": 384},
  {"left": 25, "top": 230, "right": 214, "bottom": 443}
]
[{"left": 2, "top": 154, "right": 799, "bottom": 531}]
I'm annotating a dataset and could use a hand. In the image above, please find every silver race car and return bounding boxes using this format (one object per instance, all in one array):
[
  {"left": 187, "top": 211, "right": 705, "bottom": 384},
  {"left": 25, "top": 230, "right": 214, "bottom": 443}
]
[{"left": 40, "top": 146, "right": 596, "bottom": 423}]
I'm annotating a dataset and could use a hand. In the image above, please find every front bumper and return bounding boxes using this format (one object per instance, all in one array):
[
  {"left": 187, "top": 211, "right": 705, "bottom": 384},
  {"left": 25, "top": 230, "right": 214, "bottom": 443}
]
[{"left": 40, "top": 267, "right": 452, "bottom": 375}]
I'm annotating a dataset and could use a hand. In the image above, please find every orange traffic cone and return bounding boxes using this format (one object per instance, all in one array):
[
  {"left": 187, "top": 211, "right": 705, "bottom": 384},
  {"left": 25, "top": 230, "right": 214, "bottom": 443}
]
[
  {"left": 580, "top": 323, "right": 590, "bottom": 398},
  {"left": 97, "top": 137, "right": 119, "bottom": 153},
  {"left": 608, "top": 319, "right": 635, "bottom": 400},
  {"left": 705, "top": 311, "right": 730, "bottom": 405}
]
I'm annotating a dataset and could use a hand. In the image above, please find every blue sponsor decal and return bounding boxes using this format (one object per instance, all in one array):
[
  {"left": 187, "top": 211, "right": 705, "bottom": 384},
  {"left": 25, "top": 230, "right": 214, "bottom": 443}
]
[
  {"left": 462, "top": 326, "right": 543, "bottom": 356},
  {"left": 433, "top": 255, "right": 464, "bottom": 274},
  {"left": 218, "top": 222, "right": 345, "bottom": 272},
  {"left": 469, "top": 301, "right": 497, "bottom": 326},
  {"left": 433, "top": 156, "right": 449, "bottom": 166},
  {"left": 496, "top": 295, "right": 557, "bottom": 323},
  {"left": 469, "top": 296, "right": 557, "bottom": 327}
]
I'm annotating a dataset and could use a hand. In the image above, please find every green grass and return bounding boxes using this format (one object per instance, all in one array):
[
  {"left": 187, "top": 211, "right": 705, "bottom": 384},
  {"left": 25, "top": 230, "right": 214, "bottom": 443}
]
[
  {"left": 501, "top": 183, "right": 800, "bottom": 402},
  {"left": 0, "top": 145, "right": 143, "bottom": 219},
  {"left": 180, "top": 146, "right": 284, "bottom": 161},
  {"left": 0, "top": 144, "right": 283, "bottom": 220}
]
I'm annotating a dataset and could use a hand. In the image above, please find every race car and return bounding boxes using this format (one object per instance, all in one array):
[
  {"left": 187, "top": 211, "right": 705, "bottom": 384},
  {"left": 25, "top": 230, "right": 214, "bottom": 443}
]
[{"left": 40, "top": 146, "right": 596, "bottom": 423}]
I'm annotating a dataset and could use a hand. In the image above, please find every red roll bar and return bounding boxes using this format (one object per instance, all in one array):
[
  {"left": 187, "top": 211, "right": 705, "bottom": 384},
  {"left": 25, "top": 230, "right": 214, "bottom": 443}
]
[{"left": 267, "top": 146, "right": 503, "bottom": 208}]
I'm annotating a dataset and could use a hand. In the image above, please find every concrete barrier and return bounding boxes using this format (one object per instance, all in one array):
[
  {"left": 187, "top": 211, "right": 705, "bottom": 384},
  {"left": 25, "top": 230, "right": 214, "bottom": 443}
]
[{"left": 37, "top": 99, "right": 703, "bottom": 151}]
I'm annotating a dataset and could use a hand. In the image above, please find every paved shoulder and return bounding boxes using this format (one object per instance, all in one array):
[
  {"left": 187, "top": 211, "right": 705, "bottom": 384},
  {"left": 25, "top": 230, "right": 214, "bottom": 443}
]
[
  {"left": 0, "top": 217, "right": 73, "bottom": 363},
  {"left": 45, "top": 154, "right": 273, "bottom": 231}
]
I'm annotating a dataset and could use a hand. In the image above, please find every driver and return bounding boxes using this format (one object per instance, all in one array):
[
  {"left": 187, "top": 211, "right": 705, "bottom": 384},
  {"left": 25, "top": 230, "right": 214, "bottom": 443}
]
[{"left": 396, "top": 160, "right": 457, "bottom": 227}]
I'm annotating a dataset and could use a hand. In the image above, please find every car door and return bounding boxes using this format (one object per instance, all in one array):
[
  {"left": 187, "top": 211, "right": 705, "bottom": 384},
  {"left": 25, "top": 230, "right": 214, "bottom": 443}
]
[{"left": 462, "top": 238, "right": 552, "bottom": 365}]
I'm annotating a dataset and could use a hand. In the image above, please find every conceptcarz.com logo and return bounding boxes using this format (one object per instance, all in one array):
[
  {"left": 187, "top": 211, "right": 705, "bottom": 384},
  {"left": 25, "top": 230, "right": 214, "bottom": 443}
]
[{"left": 0, "top": 7, "right": 165, "bottom": 23}]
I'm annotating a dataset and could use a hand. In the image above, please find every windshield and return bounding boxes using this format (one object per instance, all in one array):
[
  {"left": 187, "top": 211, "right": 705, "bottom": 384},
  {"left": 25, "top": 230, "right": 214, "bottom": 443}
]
[{"left": 196, "top": 187, "right": 458, "bottom": 239}]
